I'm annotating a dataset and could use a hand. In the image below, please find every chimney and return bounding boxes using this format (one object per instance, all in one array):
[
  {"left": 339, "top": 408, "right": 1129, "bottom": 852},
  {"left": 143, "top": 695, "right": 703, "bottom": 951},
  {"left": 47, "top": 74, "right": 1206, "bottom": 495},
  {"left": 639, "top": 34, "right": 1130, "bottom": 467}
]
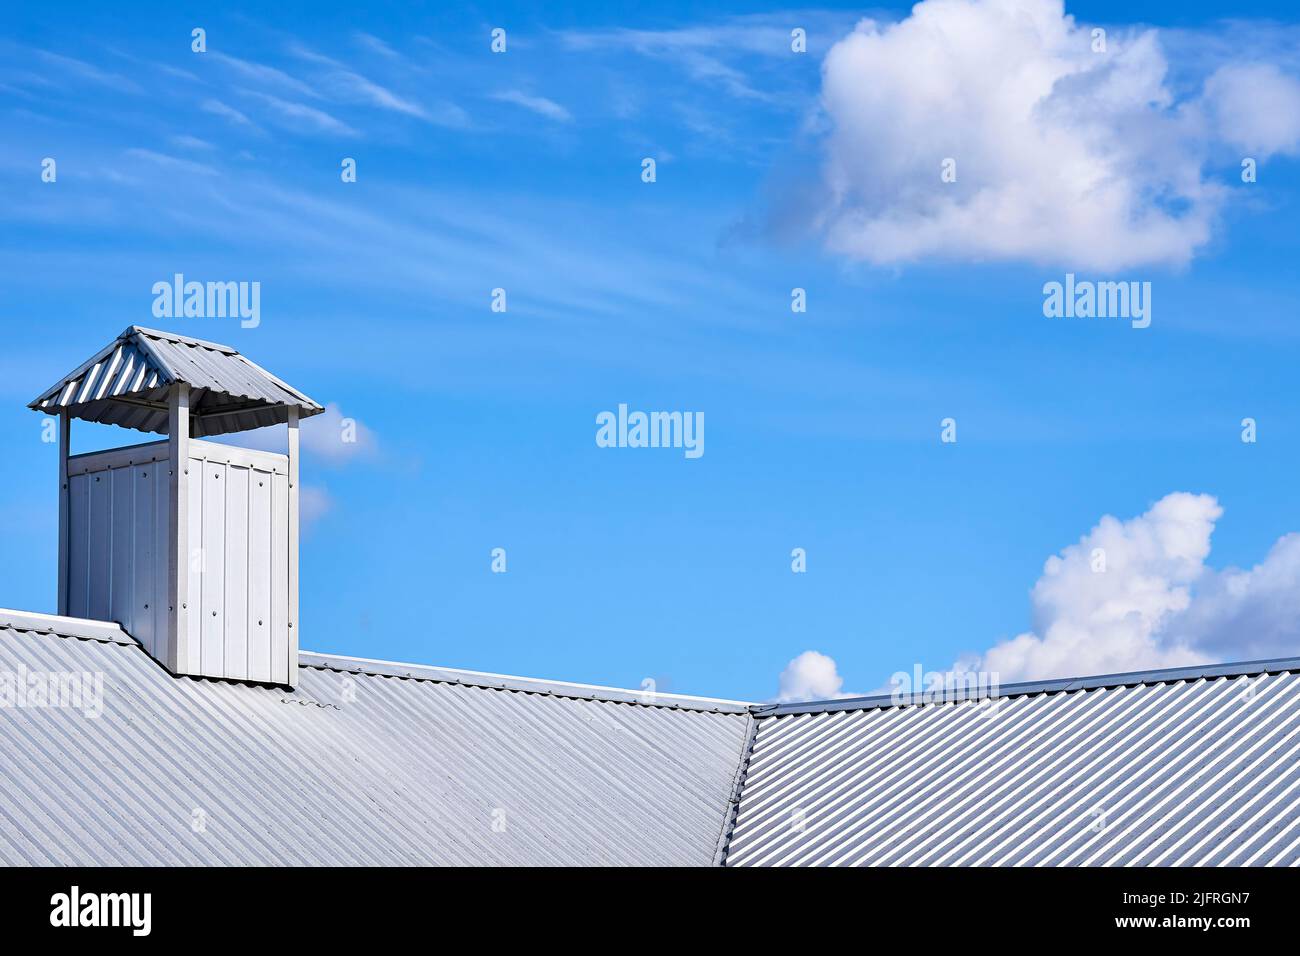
[{"left": 28, "top": 326, "right": 323, "bottom": 687}]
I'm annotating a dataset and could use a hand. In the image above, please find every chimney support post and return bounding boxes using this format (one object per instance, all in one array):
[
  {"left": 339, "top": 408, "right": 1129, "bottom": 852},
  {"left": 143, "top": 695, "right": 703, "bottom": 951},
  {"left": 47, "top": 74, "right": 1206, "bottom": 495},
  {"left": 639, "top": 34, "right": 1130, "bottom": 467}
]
[
  {"left": 287, "top": 406, "right": 299, "bottom": 676},
  {"left": 57, "top": 411, "right": 70, "bottom": 616}
]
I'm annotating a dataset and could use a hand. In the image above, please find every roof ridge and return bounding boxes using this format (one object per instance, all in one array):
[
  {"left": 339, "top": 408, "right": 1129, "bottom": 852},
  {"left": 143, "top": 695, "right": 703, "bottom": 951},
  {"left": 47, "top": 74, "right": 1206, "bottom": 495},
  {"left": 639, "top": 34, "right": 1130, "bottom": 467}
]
[
  {"left": 0, "top": 608, "right": 139, "bottom": 647},
  {"left": 297, "top": 650, "right": 754, "bottom": 712},
  {"left": 125, "top": 325, "right": 239, "bottom": 354},
  {"left": 758, "top": 655, "right": 1300, "bottom": 717}
]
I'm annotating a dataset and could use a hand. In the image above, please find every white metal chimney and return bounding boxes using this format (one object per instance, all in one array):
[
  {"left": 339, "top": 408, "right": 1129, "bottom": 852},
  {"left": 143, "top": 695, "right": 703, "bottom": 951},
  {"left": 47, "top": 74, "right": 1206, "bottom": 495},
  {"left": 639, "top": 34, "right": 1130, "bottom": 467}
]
[{"left": 28, "top": 326, "right": 324, "bottom": 686}]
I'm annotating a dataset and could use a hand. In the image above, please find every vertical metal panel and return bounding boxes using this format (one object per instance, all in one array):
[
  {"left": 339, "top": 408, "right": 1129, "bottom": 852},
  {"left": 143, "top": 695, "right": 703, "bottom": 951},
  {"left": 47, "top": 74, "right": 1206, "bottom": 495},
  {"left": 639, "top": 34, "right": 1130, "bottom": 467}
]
[
  {"left": 225, "top": 465, "right": 250, "bottom": 680},
  {"left": 109, "top": 466, "right": 132, "bottom": 625},
  {"left": 132, "top": 462, "right": 156, "bottom": 657},
  {"left": 152, "top": 465, "right": 169, "bottom": 658},
  {"left": 185, "top": 455, "right": 202, "bottom": 666},
  {"left": 67, "top": 473, "right": 89, "bottom": 619},
  {"left": 66, "top": 452, "right": 172, "bottom": 654},
  {"left": 199, "top": 459, "right": 226, "bottom": 677},
  {"left": 247, "top": 470, "right": 272, "bottom": 683},
  {"left": 271, "top": 471, "right": 289, "bottom": 685},
  {"left": 87, "top": 470, "right": 110, "bottom": 620}
]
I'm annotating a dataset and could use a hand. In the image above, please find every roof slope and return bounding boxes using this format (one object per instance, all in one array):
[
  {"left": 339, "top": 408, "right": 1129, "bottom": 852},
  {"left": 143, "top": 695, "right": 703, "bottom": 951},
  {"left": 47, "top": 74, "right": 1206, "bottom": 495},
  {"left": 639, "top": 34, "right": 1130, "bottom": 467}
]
[
  {"left": 723, "top": 661, "right": 1300, "bottom": 866},
  {"left": 0, "top": 614, "right": 749, "bottom": 866},
  {"left": 28, "top": 326, "right": 323, "bottom": 437},
  {"left": 8, "top": 609, "right": 1300, "bottom": 867}
]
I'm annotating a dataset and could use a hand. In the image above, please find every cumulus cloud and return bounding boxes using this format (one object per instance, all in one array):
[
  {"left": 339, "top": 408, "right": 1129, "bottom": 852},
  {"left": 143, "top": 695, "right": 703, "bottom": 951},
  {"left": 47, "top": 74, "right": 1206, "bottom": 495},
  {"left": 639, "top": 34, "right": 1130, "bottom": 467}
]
[
  {"left": 1203, "top": 63, "right": 1300, "bottom": 157},
  {"left": 968, "top": 492, "right": 1300, "bottom": 683},
  {"left": 813, "top": 0, "right": 1300, "bottom": 269},
  {"left": 299, "top": 485, "right": 334, "bottom": 529},
  {"left": 299, "top": 402, "right": 377, "bottom": 463},
  {"left": 220, "top": 403, "right": 376, "bottom": 465},
  {"left": 775, "top": 650, "right": 855, "bottom": 702}
]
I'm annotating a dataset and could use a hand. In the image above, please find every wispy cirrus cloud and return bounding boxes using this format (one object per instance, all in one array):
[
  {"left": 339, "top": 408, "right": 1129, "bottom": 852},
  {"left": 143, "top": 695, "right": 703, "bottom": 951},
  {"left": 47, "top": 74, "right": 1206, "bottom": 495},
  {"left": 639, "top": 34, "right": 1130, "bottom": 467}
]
[
  {"left": 240, "top": 89, "right": 356, "bottom": 136},
  {"left": 209, "top": 51, "right": 318, "bottom": 98},
  {"left": 122, "top": 148, "right": 220, "bottom": 177},
  {"left": 491, "top": 89, "right": 573, "bottom": 123},
  {"left": 34, "top": 50, "right": 141, "bottom": 93},
  {"left": 201, "top": 97, "right": 258, "bottom": 130},
  {"left": 354, "top": 32, "right": 401, "bottom": 60},
  {"left": 287, "top": 40, "right": 468, "bottom": 127}
]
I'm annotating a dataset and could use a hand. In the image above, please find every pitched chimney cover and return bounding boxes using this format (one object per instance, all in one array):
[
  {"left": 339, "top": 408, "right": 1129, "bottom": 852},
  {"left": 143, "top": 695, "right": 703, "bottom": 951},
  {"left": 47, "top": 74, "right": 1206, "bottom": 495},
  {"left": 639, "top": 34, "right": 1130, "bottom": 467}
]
[
  {"left": 28, "top": 327, "right": 316, "bottom": 687},
  {"left": 29, "top": 325, "right": 323, "bottom": 438}
]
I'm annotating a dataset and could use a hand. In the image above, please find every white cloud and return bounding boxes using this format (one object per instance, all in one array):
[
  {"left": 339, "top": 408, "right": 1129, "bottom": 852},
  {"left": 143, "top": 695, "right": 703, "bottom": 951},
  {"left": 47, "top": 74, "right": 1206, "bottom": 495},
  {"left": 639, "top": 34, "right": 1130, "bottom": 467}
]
[
  {"left": 241, "top": 90, "right": 356, "bottom": 137},
  {"left": 169, "top": 134, "right": 214, "bottom": 152},
  {"left": 35, "top": 50, "right": 141, "bottom": 93},
  {"left": 813, "top": 0, "right": 1300, "bottom": 269},
  {"left": 355, "top": 33, "right": 401, "bottom": 60},
  {"left": 299, "top": 402, "right": 377, "bottom": 463},
  {"left": 201, "top": 98, "right": 256, "bottom": 129},
  {"left": 967, "top": 492, "right": 1300, "bottom": 684},
  {"left": 1203, "top": 62, "right": 1300, "bottom": 157},
  {"left": 218, "top": 403, "right": 376, "bottom": 465},
  {"left": 492, "top": 90, "right": 573, "bottom": 123},
  {"left": 211, "top": 52, "right": 318, "bottom": 99},
  {"left": 775, "top": 650, "right": 854, "bottom": 703},
  {"left": 286, "top": 42, "right": 438, "bottom": 122},
  {"left": 330, "top": 70, "right": 428, "bottom": 118},
  {"left": 300, "top": 485, "right": 334, "bottom": 529}
]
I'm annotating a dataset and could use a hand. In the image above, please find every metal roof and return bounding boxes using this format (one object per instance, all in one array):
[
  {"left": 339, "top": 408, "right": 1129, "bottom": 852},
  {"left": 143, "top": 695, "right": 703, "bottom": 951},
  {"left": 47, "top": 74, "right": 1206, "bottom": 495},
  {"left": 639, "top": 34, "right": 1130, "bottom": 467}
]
[
  {"left": 6, "top": 606, "right": 1300, "bottom": 867},
  {"left": 28, "top": 326, "right": 324, "bottom": 437},
  {"left": 0, "top": 611, "right": 749, "bottom": 865},
  {"left": 723, "top": 661, "right": 1300, "bottom": 866}
]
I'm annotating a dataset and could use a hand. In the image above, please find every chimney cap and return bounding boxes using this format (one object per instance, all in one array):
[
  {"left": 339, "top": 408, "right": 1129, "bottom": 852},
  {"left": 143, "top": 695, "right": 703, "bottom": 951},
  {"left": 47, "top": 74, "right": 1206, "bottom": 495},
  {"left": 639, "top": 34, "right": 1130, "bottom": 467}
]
[{"left": 28, "top": 325, "right": 324, "bottom": 438}]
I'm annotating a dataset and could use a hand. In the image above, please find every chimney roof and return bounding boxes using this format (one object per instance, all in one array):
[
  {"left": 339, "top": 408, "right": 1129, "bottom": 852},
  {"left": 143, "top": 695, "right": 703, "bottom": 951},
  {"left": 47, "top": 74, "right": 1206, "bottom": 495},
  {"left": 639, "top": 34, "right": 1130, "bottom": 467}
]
[{"left": 28, "top": 325, "right": 324, "bottom": 438}]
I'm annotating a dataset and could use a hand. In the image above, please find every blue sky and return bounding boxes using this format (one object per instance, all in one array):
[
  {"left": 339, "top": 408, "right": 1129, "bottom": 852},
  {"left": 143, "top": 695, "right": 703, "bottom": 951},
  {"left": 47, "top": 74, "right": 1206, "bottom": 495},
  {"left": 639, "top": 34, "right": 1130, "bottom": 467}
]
[{"left": 3, "top": 1, "right": 1300, "bottom": 701}]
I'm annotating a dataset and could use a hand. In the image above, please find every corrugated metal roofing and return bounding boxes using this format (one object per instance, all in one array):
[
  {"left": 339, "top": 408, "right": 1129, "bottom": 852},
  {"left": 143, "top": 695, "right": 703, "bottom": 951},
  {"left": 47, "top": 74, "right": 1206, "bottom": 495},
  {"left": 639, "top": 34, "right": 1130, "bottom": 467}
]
[
  {"left": 0, "top": 612, "right": 749, "bottom": 866},
  {"left": 7, "top": 606, "right": 1300, "bottom": 867},
  {"left": 28, "top": 326, "right": 323, "bottom": 437},
  {"left": 723, "top": 664, "right": 1300, "bottom": 866}
]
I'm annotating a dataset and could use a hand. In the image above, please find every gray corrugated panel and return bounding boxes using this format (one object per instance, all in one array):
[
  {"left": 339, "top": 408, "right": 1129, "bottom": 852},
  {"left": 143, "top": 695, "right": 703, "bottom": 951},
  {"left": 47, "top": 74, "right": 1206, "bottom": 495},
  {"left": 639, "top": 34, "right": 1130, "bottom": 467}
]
[
  {"left": 724, "top": 670, "right": 1300, "bottom": 866},
  {"left": 28, "top": 326, "right": 323, "bottom": 437},
  {"left": 0, "top": 623, "right": 748, "bottom": 865}
]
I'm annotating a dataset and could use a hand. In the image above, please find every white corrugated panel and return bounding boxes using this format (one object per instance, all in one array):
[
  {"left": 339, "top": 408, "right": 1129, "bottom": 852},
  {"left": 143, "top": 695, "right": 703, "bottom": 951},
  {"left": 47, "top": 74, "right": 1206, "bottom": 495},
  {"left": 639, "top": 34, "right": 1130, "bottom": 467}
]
[{"left": 724, "top": 670, "right": 1300, "bottom": 866}]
